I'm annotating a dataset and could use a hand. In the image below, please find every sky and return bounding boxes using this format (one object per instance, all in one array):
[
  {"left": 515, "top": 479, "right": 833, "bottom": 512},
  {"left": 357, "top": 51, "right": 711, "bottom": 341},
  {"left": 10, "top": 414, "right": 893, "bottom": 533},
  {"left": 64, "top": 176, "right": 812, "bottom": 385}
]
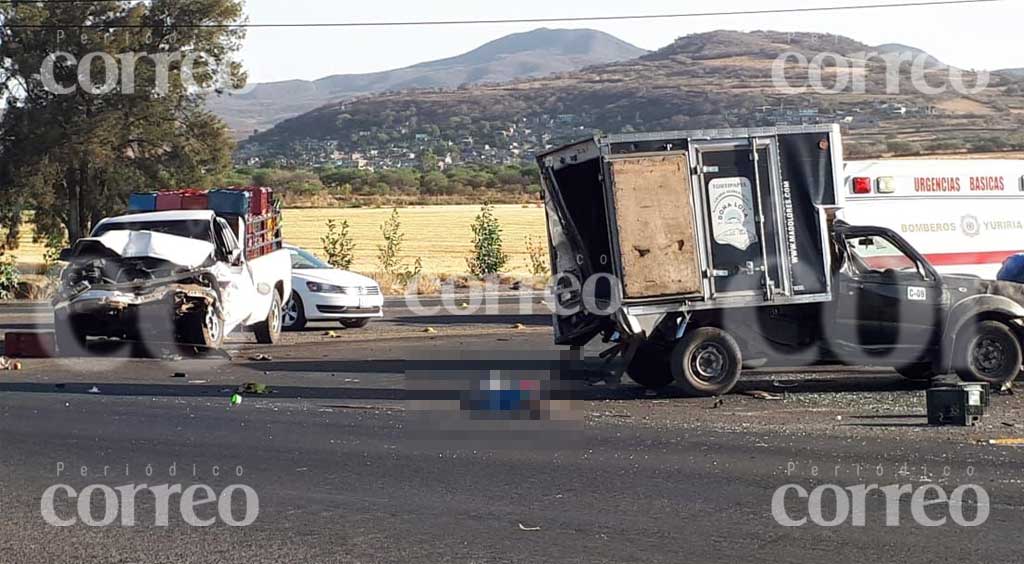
[{"left": 239, "top": 0, "right": 1023, "bottom": 84}]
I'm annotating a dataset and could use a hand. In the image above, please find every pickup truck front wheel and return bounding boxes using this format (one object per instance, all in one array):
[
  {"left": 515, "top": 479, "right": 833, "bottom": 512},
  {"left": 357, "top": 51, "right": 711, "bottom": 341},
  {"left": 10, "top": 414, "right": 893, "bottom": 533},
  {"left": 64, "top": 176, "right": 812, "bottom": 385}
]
[
  {"left": 254, "top": 292, "right": 283, "bottom": 345},
  {"left": 670, "top": 328, "right": 743, "bottom": 397},
  {"left": 183, "top": 306, "right": 224, "bottom": 349},
  {"left": 955, "top": 320, "right": 1022, "bottom": 385}
]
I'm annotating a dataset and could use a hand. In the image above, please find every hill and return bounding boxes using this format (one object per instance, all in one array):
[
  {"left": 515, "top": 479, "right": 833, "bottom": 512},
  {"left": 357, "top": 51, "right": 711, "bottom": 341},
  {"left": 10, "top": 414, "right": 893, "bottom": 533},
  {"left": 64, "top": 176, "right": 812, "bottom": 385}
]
[
  {"left": 207, "top": 28, "right": 647, "bottom": 138},
  {"left": 239, "top": 30, "right": 1024, "bottom": 164}
]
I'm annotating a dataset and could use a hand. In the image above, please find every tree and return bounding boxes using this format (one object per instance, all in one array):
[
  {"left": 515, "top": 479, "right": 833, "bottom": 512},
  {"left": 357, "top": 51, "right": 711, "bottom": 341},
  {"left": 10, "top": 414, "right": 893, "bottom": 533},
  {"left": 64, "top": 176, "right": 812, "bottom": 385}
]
[
  {"left": 0, "top": 1, "right": 247, "bottom": 245},
  {"left": 377, "top": 208, "right": 404, "bottom": 275},
  {"left": 321, "top": 219, "right": 355, "bottom": 270},
  {"left": 467, "top": 205, "right": 509, "bottom": 277}
]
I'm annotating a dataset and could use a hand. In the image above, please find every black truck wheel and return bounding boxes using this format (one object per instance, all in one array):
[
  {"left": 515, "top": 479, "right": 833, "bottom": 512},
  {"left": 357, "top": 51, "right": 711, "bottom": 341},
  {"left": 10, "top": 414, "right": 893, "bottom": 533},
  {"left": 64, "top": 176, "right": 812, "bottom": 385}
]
[
  {"left": 954, "top": 320, "right": 1022, "bottom": 385},
  {"left": 626, "top": 341, "right": 674, "bottom": 389},
  {"left": 254, "top": 292, "right": 283, "bottom": 345},
  {"left": 670, "top": 327, "right": 743, "bottom": 397}
]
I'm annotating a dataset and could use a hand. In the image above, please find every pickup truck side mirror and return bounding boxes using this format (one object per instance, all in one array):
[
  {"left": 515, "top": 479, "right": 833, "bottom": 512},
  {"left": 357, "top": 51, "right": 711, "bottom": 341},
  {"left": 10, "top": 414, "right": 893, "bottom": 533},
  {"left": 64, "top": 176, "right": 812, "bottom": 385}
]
[
  {"left": 230, "top": 248, "right": 243, "bottom": 265},
  {"left": 58, "top": 248, "right": 74, "bottom": 262}
]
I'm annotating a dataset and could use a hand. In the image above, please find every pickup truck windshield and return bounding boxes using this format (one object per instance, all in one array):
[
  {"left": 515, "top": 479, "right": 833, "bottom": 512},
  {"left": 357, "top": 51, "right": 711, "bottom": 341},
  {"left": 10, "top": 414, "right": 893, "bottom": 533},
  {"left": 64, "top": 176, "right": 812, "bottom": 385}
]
[{"left": 92, "top": 220, "right": 215, "bottom": 243}]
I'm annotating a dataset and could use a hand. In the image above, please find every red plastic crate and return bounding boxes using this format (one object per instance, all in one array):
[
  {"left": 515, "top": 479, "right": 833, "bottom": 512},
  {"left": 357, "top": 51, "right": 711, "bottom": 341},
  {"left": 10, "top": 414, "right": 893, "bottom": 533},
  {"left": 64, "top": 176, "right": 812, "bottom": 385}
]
[
  {"left": 180, "top": 189, "right": 209, "bottom": 210},
  {"left": 239, "top": 186, "right": 272, "bottom": 216},
  {"left": 155, "top": 191, "right": 183, "bottom": 210},
  {"left": 3, "top": 331, "right": 56, "bottom": 358}
]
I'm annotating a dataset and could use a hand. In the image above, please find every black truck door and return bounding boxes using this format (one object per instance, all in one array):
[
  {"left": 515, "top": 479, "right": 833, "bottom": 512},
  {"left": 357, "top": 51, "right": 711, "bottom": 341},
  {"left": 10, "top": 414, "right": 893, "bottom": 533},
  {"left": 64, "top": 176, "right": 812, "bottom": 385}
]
[
  {"left": 833, "top": 231, "right": 943, "bottom": 362},
  {"left": 698, "top": 144, "right": 768, "bottom": 296}
]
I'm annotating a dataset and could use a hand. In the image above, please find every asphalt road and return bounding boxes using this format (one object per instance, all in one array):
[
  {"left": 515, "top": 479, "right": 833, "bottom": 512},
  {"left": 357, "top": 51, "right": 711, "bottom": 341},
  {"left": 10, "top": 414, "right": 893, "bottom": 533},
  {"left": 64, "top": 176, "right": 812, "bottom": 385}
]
[{"left": 2, "top": 302, "right": 1024, "bottom": 563}]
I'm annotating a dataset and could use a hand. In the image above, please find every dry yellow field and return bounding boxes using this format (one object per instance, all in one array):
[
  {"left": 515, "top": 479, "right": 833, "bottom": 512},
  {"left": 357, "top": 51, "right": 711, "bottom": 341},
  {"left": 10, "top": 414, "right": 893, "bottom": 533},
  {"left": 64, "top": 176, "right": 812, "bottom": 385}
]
[
  {"left": 282, "top": 205, "right": 548, "bottom": 275},
  {"left": 11, "top": 205, "right": 550, "bottom": 275}
]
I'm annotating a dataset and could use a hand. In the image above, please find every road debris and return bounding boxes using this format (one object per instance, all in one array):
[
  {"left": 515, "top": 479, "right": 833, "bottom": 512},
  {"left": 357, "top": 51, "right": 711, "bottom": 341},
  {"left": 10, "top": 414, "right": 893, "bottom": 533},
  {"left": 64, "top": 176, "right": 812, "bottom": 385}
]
[
  {"left": 771, "top": 380, "right": 799, "bottom": 389},
  {"left": 423, "top": 327, "right": 438, "bottom": 334},
  {"left": 172, "top": 372, "right": 187, "bottom": 378},
  {"left": 0, "top": 356, "right": 9, "bottom": 370},
  {"left": 230, "top": 393, "right": 243, "bottom": 406},
  {"left": 999, "top": 381, "right": 1015, "bottom": 396},
  {"left": 249, "top": 354, "right": 273, "bottom": 361},
  {"left": 239, "top": 382, "right": 270, "bottom": 395},
  {"left": 710, "top": 397, "right": 725, "bottom": 409},
  {"left": 512, "top": 323, "right": 527, "bottom": 330},
  {"left": 324, "top": 331, "right": 338, "bottom": 338},
  {"left": 87, "top": 386, "right": 101, "bottom": 394},
  {"left": 982, "top": 438, "right": 1024, "bottom": 446},
  {"left": 742, "top": 391, "right": 784, "bottom": 401},
  {"left": 518, "top": 523, "right": 541, "bottom": 532}
]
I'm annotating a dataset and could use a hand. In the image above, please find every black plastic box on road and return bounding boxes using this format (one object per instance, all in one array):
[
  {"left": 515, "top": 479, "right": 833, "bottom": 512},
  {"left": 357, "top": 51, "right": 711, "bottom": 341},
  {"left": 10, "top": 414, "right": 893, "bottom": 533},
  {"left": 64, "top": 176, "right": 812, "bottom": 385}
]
[{"left": 927, "top": 385, "right": 987, "bottom": 426}]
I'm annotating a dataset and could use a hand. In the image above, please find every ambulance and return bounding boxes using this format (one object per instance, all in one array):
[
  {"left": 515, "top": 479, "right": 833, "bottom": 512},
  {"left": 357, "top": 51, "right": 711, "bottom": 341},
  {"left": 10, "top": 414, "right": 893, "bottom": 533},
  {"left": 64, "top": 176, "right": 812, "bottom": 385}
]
[{"left": 840, "top": 160, "right": 1024, "bottom": 278}]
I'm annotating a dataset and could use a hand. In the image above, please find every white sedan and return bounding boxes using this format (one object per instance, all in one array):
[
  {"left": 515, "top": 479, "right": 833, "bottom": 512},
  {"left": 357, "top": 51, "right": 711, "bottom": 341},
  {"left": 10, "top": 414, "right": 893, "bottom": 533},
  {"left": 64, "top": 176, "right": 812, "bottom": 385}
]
[{"left": 281, "top": 246, "right": 384, "bottom": 331}]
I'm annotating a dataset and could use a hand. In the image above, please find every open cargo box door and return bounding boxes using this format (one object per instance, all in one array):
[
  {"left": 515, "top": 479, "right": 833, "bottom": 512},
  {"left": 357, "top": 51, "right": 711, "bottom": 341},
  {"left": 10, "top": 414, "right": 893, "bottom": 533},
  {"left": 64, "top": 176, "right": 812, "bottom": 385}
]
[{"left": 607, "top": 154, "right": 702, "bottom": 299}]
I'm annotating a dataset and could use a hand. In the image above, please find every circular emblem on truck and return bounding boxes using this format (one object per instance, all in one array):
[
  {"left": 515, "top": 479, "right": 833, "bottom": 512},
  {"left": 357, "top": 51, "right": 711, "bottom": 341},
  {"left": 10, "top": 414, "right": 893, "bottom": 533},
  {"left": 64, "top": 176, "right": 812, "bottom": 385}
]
[{"left": 961, "top": 215, "right": 981, "bottom": 238}]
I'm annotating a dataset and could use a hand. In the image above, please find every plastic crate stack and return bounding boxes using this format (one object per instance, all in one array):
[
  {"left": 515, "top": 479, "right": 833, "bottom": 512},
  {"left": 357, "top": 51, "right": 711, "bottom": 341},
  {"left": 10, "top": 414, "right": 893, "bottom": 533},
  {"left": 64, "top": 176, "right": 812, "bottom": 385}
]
[{"left": 128, "top": 187, "right": 283, "bottom": 260}]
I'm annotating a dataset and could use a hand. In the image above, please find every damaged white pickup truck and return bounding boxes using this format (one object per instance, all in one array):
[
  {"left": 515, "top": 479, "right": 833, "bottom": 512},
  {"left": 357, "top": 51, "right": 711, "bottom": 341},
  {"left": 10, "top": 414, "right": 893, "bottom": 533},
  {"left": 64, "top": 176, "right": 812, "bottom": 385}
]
[{"left": 53, "top": 210, "right": 291, "bottom": 355}]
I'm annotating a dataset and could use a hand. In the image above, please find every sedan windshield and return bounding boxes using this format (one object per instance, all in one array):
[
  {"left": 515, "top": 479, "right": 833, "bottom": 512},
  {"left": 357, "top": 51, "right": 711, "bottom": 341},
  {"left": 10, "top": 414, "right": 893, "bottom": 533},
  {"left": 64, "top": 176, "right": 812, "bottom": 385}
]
[{"left": 290, "top": 248, "right": 332, "bottom": 269}]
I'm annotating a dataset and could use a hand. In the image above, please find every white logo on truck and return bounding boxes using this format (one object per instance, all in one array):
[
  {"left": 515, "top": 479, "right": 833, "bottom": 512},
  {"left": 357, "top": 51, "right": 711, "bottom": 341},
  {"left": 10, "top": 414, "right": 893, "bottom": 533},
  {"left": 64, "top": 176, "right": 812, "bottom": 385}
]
[{"left": 709, "top": 177, "right": 759, "bottom": 251}]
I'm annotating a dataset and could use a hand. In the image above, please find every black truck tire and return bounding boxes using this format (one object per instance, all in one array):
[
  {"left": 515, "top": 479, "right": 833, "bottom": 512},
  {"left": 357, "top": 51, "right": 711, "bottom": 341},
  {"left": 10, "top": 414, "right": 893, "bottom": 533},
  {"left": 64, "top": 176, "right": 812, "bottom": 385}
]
[
  {"left": 954, "top": 320, "right": 1022, "bottom": 385},
  {"left": 254, "top": 292, "right": 283, "bottom": 345},
  {"left": 54, "top": 317, "right": 88, "bottom": 357},
  {"left": 626, "top": 341, "right": 674, "bottom": 389},
  {"left": 670, "top": 327, "right": 743, "bottom": 397}
]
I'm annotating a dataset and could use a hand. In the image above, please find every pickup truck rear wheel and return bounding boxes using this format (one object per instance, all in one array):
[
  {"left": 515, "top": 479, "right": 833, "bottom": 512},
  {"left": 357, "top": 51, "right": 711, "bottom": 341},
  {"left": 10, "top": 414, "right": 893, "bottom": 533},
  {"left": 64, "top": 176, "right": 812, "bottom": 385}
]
[
  {"left": 254, "top": 292, "right": 283, "bottom": 345},
  {"left": 955, "top": 320, "right": 1022, "bottom": 385},
  {"left": 670, "top": 328, "right": 743, "bottom": 397},
  {"left": 626, "top": 341, "right": 674, "bottom": 389}
]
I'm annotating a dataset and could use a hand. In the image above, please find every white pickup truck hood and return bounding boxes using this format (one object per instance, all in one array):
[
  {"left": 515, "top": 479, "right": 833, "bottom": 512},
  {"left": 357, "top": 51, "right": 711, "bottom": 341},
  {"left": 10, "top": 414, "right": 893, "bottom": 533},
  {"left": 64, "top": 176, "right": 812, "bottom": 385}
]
[{"left": 84, "top": 230, "right": 216, "bottom": 268}]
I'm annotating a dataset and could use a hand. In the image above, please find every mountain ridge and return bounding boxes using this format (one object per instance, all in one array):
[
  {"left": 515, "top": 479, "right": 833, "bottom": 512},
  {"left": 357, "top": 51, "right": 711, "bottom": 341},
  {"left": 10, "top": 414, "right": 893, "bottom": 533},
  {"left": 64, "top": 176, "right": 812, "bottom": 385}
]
[
  {"left": 207, "top": 28, "right": 647, "bottom": 138},
  {"left": 239, "top": 30, "right": 1024, "bottom": 163}
]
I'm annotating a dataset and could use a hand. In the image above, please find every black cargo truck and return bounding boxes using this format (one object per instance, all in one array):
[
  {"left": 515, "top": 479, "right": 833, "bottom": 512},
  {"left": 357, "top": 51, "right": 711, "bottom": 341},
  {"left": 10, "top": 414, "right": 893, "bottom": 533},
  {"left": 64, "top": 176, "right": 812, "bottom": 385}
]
[{"left": 538, "top": 125, "right": 1024, "bottom": 397}]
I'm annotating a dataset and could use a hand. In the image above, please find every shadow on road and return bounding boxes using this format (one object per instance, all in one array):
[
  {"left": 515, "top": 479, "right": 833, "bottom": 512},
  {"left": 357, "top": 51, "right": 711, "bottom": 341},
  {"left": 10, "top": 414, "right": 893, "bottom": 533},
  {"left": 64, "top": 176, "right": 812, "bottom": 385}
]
[{"left": 0, "top": 364, "right": 935, "bottom": 403}]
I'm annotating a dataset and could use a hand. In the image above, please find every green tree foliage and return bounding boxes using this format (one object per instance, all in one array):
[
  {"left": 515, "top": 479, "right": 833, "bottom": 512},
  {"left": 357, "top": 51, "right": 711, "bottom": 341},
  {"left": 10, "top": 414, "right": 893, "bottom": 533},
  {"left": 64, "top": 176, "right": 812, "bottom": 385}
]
[
  {"left": 321, "top": 219, "right": 355, "bottom": 270},
  {"left": 0, "top": 1, "right": 247, "bottom": 244},
  {"left": 467, "top": 204, "right": 509, "bottom": 277},
  {"left": 0, "top": 253, "right": 20, "bottom": 300},
  {"left": 377, "top": 208, "right": 404, "bottom": 275}
]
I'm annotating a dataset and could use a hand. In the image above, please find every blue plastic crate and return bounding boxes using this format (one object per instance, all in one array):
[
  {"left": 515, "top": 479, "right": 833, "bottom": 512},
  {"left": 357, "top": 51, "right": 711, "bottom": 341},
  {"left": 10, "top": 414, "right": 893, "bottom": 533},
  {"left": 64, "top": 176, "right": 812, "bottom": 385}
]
[
  {"left": 208, "top": 189, "right": 251, "bottom": 216},
  {"left": 127, "top": 193, "right": 157, "bottom": 213}
]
